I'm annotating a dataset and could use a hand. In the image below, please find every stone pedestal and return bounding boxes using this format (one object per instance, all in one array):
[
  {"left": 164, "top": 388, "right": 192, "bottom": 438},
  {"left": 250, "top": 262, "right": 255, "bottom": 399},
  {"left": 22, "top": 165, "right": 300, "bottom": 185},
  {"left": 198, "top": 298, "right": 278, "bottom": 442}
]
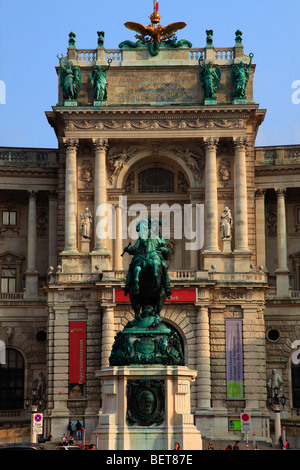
[{"left": 93, "top": 365, "right": 202, "bottom": 450}]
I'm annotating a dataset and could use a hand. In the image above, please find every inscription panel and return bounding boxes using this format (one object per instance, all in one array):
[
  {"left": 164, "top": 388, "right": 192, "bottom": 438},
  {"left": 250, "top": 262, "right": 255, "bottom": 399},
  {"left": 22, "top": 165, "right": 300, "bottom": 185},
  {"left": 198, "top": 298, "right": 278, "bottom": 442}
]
[{"left": 108, "top": 69, "right": 201, "bottom": 105}]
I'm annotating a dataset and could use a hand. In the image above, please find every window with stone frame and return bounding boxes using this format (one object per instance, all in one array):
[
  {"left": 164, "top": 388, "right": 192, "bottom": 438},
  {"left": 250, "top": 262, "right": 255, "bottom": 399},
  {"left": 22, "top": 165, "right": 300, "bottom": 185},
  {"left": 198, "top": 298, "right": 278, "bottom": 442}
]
[
  {"left": 0, "top": 252, "right": 24, "bottom": 294},
  {"left": 138, "top": 168, "right": 174, "bottom": 193},
  {"left": 2, "top": 210, "right": 16, "bottom": 226},
  {"left": 1, "top": 268, "right": 16, "bottom": 293},
  {"left": 0, "top": 208, "right": 20, "bottom": 234}
]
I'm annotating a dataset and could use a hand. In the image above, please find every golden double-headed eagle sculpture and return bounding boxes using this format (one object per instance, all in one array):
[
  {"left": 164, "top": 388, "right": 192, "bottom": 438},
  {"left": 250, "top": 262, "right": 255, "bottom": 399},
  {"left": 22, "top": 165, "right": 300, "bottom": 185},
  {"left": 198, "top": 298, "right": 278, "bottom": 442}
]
[{"left": 124, "top": 12, "right": 186, "bottom": 44}]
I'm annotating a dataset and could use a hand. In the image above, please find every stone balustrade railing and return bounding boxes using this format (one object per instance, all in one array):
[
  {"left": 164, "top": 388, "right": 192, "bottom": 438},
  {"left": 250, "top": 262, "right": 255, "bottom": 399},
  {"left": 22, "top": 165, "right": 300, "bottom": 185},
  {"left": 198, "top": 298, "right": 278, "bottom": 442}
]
[
  {"left": 49, "top": 269, "right": 267, "bottom": 284},
  {"left": 255, "top": 145, "right": 300, "bottom": 165},
  {"left": 0, "top": 292, "right": 24, "bottom": 300},
  {"left": 66, "top": 45, "right": 240, "bottom": 67},
  {"left": 0, "top": 148, "right": 58, "bottom": 168}
]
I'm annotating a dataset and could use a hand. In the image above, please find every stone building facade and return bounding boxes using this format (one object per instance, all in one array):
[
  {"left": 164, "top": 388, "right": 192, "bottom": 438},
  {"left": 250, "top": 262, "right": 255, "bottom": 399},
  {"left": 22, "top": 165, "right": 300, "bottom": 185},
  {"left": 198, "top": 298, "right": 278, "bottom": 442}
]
[{"left": 0, "top": 19, "right": 300, "bottom": 447}]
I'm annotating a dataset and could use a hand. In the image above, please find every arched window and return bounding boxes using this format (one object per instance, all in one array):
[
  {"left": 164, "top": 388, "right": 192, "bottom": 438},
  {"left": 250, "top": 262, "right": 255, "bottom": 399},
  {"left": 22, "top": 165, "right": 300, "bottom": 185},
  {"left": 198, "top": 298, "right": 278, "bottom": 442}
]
[
  {"left": 138, "top": 168, "right": 174, "bottom": 193},
  {"left": 0, "top": 348, "right": 25, "bottom": 409}
]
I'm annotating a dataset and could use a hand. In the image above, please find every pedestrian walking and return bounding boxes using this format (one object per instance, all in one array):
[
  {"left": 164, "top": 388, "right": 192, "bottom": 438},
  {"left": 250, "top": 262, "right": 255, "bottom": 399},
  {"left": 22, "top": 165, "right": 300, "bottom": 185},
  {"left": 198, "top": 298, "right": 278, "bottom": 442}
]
[
  {"left": 75, "top": 420, "right": 82, "bottom": 440},
  {"left": 233, "top": 440, "right": 240, "bottom": 450}
]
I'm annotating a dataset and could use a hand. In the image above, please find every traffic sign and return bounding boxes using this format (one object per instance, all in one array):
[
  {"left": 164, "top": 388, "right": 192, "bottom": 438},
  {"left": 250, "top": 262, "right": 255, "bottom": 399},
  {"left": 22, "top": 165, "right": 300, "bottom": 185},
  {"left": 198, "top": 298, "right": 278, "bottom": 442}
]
[
  {"left": 32, "top": 413, "right": 43, "bottom": 433},
  {"left": 240, "top": 412, "right": 252, "bottom": 433}
]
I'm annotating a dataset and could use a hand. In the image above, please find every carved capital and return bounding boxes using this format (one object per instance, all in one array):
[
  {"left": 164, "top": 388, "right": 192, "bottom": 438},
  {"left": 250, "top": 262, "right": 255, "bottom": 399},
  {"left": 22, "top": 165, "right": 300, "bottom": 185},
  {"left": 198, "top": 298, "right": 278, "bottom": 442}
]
[
  {"left": 28, "top": 190, "right": 37, "bottom": 201},
  {"left": 233, "top": 136, "right": 248, "bottom": 150},
  {"left": 255, "top": 188, "right": 266, "bottom": 199},
  {"left": 275, "top": 187, "right": 286, "bottom": 198},
  {"left": 203, "top": 137, "right": 219, "bottom": 151},
  {"left": 62, "top": 138, "right": 79, "bottom": 151},
  {"left": 92, "top": 138, "right": 109, "bottom": 152}
]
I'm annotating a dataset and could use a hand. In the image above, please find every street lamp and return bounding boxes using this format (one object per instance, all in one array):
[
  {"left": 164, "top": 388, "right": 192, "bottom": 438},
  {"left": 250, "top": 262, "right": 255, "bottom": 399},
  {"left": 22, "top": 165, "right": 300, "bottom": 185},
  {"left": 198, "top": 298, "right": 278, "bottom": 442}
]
[
  {"left": 25, "top": 387, "right": 46, "bottom": 443},
  {"left": 267, "top": 386, "right": 286, "bottom": 447}
]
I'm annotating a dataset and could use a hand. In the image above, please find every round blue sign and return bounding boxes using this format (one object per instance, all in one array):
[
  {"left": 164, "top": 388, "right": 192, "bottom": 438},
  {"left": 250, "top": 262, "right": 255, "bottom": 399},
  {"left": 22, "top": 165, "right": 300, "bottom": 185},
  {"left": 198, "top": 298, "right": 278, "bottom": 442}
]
[{"left": 241, "top": 413, "right": 249, "bottom": 422}]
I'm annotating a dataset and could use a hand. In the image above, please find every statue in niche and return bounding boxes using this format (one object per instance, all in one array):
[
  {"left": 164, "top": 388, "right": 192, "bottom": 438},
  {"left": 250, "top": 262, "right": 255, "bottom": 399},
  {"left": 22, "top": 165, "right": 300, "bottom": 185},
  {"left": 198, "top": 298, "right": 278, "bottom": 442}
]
[
  {"left": 90, "top": 59, "right": 112, "bottom": 101},
  {"left": 80, "top": 160, "right": 93, "bottom": 189},
  {"left": 57, "top": 55, "right": 81, "bottom": 101},
  {"left": 220, "top": 207, "right": 233, "bottom": 239},
  {"left": 34, "top": 372, "right": 46, "bottom": 399},
  {"left": 218, "top": 159, "right": 231, "bottom": 186},
  {"left": 231, "top": 53, "right": 254, "bottom": 99},
  {"left": 199, "top": 60, "right": 221, "bottom": 99},
  {"left": 80, "top": 207, "right": 92, "bottom": 239},
  {"left": 267, "top": 369, "right": 283, "bottom": 398}
]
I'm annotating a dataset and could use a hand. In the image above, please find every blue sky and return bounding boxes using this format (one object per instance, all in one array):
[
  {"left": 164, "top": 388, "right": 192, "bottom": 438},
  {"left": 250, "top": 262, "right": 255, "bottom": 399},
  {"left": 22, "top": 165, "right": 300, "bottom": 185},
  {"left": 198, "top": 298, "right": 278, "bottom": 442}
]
[{"left": 0, "top": 0, "right": 300, "bottom": 149}]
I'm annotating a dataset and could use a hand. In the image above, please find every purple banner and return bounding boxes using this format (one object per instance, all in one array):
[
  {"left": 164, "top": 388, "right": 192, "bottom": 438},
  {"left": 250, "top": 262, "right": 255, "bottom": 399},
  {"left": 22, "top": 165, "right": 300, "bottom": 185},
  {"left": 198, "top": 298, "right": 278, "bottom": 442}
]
[{"left": 226, "top": 319, "right": 244, "bottom": 398}]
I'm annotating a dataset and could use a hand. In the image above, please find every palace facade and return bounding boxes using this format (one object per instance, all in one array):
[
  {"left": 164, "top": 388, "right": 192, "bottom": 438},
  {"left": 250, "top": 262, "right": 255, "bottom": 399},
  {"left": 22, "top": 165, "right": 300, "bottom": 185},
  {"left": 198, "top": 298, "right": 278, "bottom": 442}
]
[{"left": 1, "top": 18, "right": 300, "bottom": 447}]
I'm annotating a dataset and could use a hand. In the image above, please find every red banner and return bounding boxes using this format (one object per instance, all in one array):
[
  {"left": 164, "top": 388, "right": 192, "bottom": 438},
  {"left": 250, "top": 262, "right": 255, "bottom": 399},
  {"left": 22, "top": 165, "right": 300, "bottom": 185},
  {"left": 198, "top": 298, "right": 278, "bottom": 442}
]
[
  {"left": 69, "top": 321, "right": 86, "bottom": 384},
  {"left": 114, "top": 288, "right": 196, "bottom": 303}
]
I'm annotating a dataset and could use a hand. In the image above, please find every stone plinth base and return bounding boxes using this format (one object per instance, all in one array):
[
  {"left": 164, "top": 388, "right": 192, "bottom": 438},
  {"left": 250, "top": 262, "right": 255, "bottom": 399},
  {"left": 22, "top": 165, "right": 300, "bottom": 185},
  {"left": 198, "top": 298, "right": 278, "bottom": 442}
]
[
  {"left": 93, "top": 365, "right": 202, "bottom": 450},
  {"left": 93, "top": 100, "right": 106, "bottom": 106},
  {"left": 204, "top": 98, "right": 217, "bottom": 105},
  {"left": 275, "top": 268, "right": 290, "bottom": 297},
  {"left": 64, "top": 100, "right": 78, "bottom": 107}
]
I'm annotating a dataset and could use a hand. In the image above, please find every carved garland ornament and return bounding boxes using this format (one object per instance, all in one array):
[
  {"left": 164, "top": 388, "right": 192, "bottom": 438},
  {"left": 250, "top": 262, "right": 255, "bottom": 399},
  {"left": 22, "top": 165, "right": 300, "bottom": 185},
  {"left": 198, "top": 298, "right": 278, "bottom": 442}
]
[{"left": 65, "top": 118, "right": 247, "bottom": 131}]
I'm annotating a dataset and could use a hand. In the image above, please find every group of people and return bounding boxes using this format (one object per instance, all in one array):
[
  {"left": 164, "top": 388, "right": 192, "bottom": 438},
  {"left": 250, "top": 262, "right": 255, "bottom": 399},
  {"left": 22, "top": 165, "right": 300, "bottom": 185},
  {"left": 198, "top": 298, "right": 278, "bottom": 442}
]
[
  {"left": 60, "top": 420, "right": 83, "bottom": 446},
  {"left": 60, "top": 421, "right": 96, "bottom": 450}
]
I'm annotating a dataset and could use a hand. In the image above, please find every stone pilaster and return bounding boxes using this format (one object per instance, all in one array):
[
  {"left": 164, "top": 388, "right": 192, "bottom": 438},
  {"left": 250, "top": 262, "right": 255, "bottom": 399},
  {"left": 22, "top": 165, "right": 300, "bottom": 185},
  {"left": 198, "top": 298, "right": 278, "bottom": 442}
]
[
  {"left": 275, "top": 188, "right": 290, "bottom": 296},
  {"left": 233, "top": 136, "right": 249, "bottom": 252},
  {"left": 255, "top": 188, "right": 266, "bottom": 269},
  {"left": 62, "top": 138, "right": 79, "bottom": 254},
  {"left": 48, "top": 191, "right": 58, "bottom": 268},
  {"left": 25, "top": 190, "right": 38, "bottom": 298}
]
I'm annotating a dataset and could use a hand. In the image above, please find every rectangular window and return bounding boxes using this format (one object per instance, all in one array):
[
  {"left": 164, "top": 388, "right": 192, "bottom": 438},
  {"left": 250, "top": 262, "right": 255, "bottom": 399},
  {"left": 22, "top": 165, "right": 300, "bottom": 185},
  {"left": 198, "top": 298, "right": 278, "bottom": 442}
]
[
  {"left": 1, "top": 269, "right": 16, "bottom": 293},
  {"left": 2, "top": 211, "right": 16, "bottom": 226}
]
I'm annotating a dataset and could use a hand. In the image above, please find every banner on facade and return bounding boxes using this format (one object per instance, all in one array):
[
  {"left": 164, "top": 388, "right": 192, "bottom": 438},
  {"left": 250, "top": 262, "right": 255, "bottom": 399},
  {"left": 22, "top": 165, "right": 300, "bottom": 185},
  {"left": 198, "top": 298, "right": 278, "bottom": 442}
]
[
  {"left": 114, "top": 288, "right": 196, "bottom": 303},
  {"left": 69, "top": 321, "right": 86, "bottom": 385},
  {"left": 226, "top": 319, "right": 244, "bottom": 398}
]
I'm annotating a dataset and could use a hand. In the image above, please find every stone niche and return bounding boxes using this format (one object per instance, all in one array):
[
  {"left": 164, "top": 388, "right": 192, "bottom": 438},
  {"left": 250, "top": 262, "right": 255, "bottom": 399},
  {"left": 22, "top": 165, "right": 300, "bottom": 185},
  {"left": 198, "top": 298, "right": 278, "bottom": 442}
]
[{"left": 93, "top": 365, "right": 202, "bottom": 450}]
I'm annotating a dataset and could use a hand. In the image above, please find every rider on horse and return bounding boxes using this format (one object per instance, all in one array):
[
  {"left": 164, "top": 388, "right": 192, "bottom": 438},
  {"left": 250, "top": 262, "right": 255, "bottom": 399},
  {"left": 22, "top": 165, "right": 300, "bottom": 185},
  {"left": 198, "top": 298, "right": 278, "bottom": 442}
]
[{"left": 123, "top": 218, "right": 172, "bottom": 298}]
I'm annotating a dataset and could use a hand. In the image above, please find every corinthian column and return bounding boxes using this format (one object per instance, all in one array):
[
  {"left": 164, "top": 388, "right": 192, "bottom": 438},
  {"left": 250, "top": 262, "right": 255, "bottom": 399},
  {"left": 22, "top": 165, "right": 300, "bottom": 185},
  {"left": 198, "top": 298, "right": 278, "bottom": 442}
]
[
  {"left": 233, "top": 137, "right": 249, "bottom": 252},
  {"left": 92, "top": 138, "right": 110, "bottom": 255},
  {"left": 203, "top": 137, "right": 219, "bottom": 252},
  {"left": 63, "top": 138, "right": 79, "bottom": 254}
]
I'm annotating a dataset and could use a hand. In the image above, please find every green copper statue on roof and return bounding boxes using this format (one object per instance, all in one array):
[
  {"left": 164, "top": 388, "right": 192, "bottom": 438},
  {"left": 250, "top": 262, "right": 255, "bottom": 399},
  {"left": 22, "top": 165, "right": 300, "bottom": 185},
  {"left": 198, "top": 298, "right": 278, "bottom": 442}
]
[
  {"left": 199, "top": 60, "right": 221, "bottom": 100},
  {"left": 231, "top": 53, "right": 254, "bottom": 99},
  {"left": 90, "top": 59, "right": 112, "bottom": 101},
  {"left": 57, "top": 55, "right": 81, "bottom": 101}
]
